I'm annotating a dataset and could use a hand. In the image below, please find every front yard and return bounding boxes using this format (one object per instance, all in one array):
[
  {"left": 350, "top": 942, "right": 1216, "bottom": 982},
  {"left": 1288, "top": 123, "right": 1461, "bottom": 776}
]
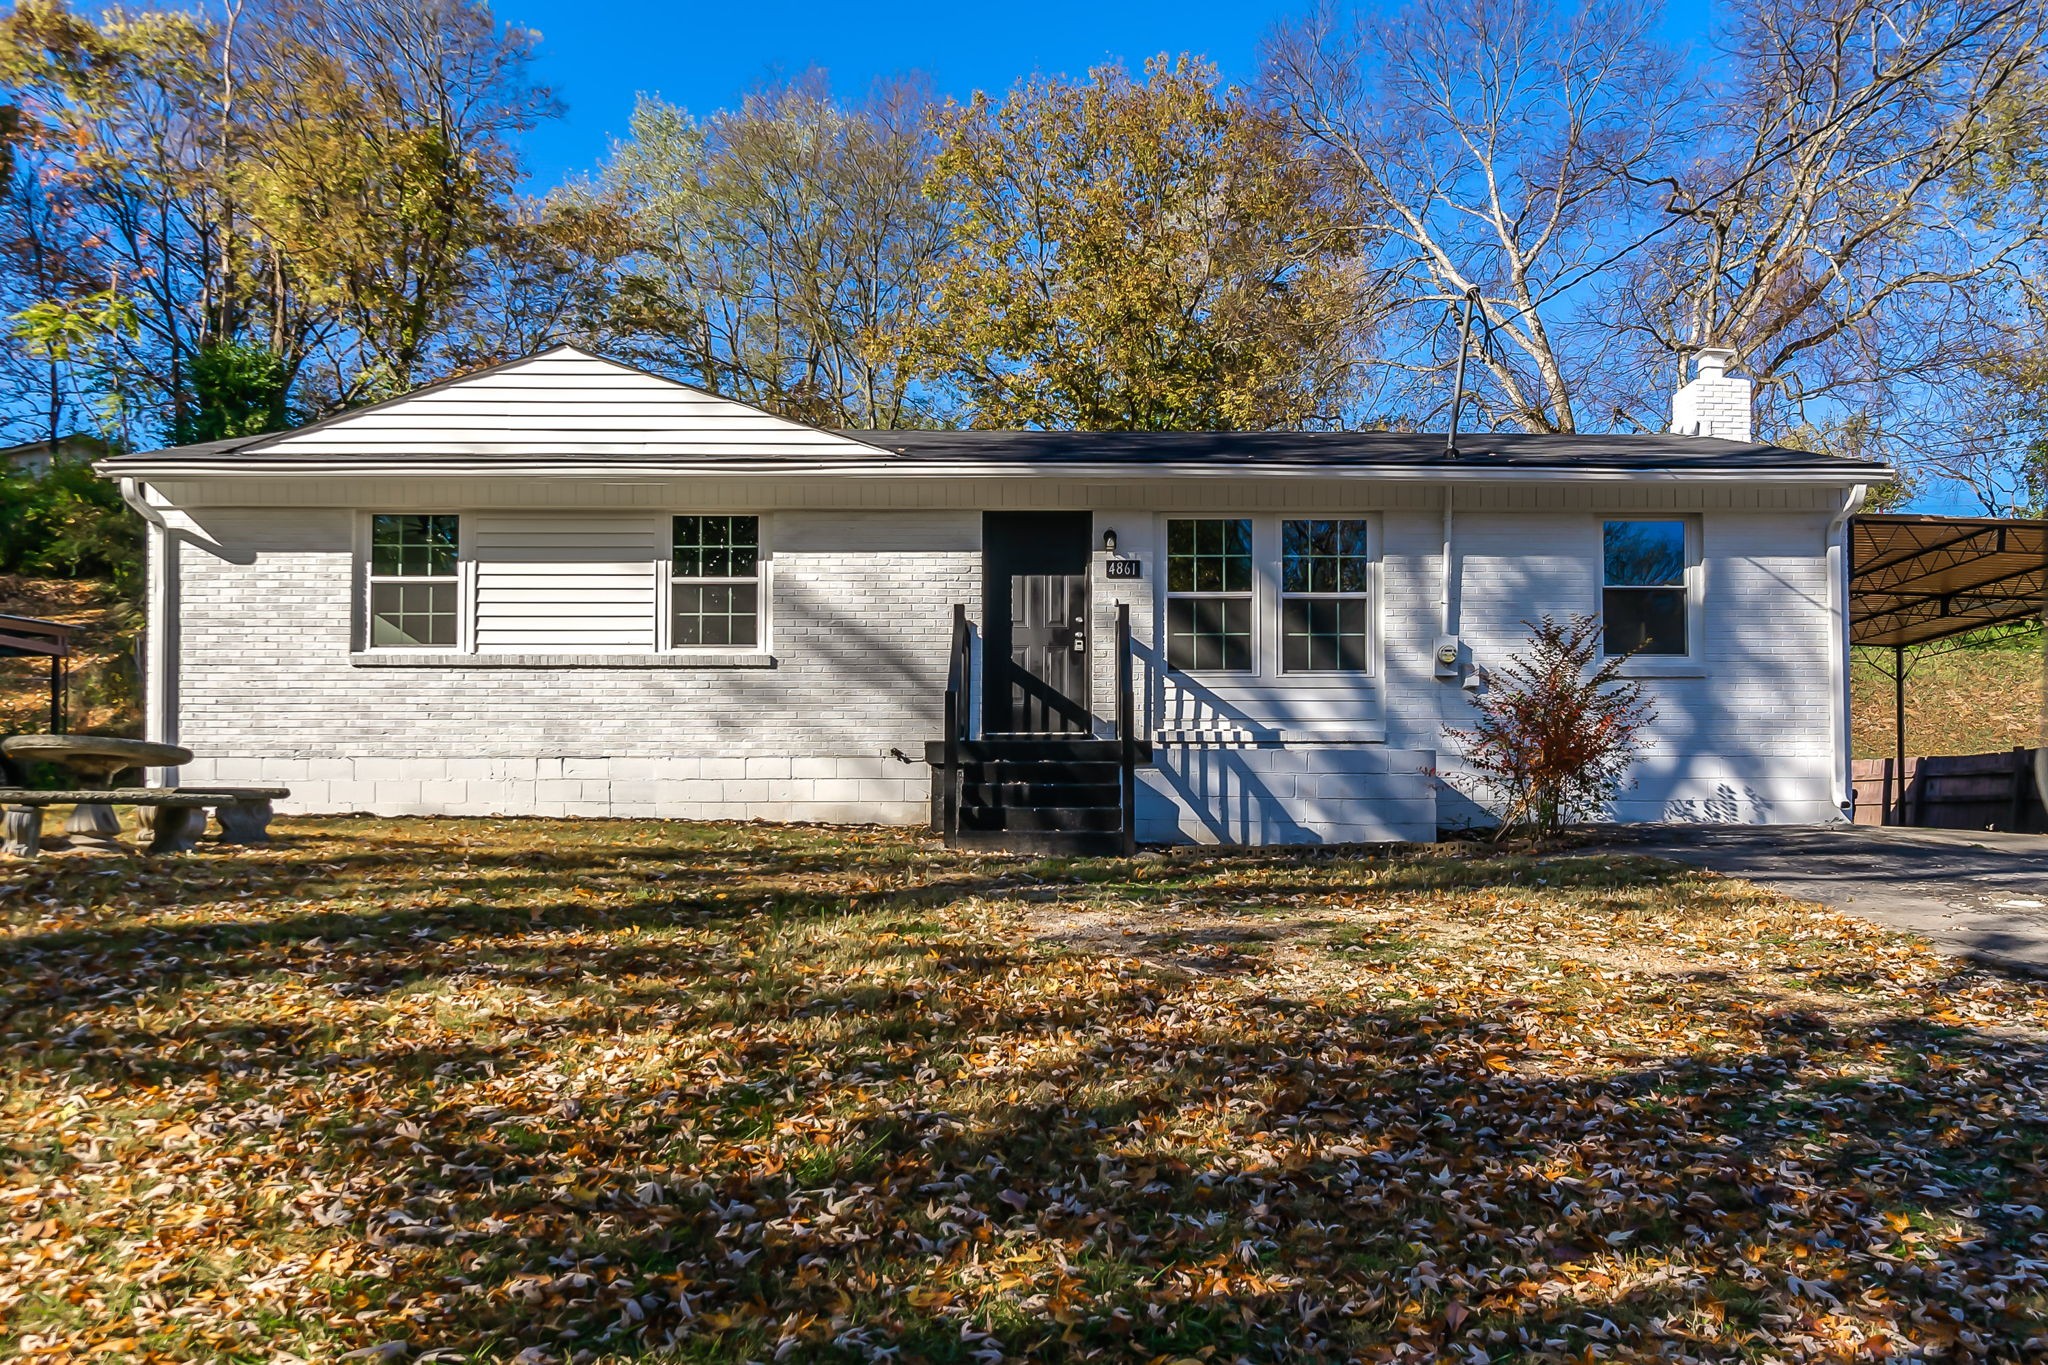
[{"left": 3, "top": 819, "right": 2047, "bottom": 1363}]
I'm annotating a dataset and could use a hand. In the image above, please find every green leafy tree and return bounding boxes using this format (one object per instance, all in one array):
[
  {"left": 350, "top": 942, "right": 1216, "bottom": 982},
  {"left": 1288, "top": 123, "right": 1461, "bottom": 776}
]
[
  {"left": 442, "top": 191, "right": 635, "bottom": 369},
  {"left": 0, "top": 461, "right": 141, "bottom": 593},
  {"left": 1958, "top": 92, "right": 2048, "bottom": 517},
  {"left": 9, "top": 285, "right": 139, "bottom": 439},
  {"left": 237, "top": 0, "right": 560, "bottom": 398},
  {"left": 1985, "top": 350, "right": 2048, "bottom": 518},
  {"left": 0, "top": 0, "right": 558, "bottom": 444},
  {"left": 0, "top": 0, "right": 237, "bottom": 444},
  {"left": 177, "top": 339, "right": 291, "bottom": 443},
  {"left": 10, "top": 287, "right": 139, "bottom": 362},
  {"left": 922, "top": 55, "right": 1374, "bottom": 431}
]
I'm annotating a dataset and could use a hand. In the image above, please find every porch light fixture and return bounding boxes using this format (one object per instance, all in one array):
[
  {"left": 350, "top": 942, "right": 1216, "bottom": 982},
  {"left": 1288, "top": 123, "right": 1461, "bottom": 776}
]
[{"left": 1102, "top": 528, "right": 1118, "bottom": 554}]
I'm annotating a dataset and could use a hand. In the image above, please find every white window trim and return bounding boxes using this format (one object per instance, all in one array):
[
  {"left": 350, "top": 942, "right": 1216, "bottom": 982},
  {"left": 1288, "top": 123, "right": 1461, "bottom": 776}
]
[
  {"left": 1157, "top": 513, "right": 1382, "bottom": 683},
  {"left": 1276, "top": 516, "right": 1376, "bottom": 678},
  {"left": 359, "top": 511, "right": 471, "bottom": 653},
  {"left": 348, "top": 510, "right": 782, "bottom": 668},
  {"left": 1599, "top": 514, "right": 1706, "bottom": 674},
  {"left": 1161, "top": 515, "right": 1259, "bottom": 676},
  {"left": 658, "top": 513, "right": 772, "bottom": 655}
]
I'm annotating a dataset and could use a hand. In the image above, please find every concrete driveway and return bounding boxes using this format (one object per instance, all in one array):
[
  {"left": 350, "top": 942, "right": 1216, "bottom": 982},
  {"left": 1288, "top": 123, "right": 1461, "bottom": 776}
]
[{"left": 1603, "top": 824, "right": 2048, "bottom": 976}]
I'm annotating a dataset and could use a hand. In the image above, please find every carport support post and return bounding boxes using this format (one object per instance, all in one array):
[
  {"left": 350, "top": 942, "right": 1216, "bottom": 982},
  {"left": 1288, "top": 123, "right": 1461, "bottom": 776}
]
[{"left": 1892, "top": 644, "right": 1906, "bottom": 825}]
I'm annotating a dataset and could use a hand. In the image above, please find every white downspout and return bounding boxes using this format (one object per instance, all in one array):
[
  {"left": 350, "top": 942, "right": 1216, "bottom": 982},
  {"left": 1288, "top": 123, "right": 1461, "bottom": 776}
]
[
  {"left": 1826, "top": 484, "right": 1868, "bottom": 822},
  {"left": 1432, "top": 487, "right": 1465, "bottom": 829},
  {"left": 119, "top": 479, "right": 179, "bottom": 782},
  {"left": 1440, "top": 493, "right": 1455, "bottom": 639}
]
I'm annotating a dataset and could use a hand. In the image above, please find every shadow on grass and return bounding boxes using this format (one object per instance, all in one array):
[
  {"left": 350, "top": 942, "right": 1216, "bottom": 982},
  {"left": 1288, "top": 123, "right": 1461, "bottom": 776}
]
[{"left": 2, "top": 818, "right": 2044, "bottom": 1361}]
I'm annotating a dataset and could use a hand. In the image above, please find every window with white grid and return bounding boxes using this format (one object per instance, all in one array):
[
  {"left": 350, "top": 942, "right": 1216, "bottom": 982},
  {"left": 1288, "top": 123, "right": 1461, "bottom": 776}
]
[
  {"left": 367, "top": 514, "right": 459, "bottom": 648},
  {"left": 671, "top": 515, "right": 760, "bottom": 648}
]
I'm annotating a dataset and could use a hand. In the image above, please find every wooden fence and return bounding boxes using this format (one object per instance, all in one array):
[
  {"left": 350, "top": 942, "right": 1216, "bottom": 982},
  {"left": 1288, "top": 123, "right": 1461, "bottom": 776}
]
[{"left": 1850, "top": 747, "right": 2044, "bottom": 833}]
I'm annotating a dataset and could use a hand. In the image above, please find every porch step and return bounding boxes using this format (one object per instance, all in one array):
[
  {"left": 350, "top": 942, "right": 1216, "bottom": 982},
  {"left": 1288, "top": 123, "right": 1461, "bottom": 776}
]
[
  {"left": 959, "top": 805, "right": 1123, "bottom": 834},
  {"left": 963, "top": 780, "right": 1123, "bottom": 807},
  {"left": 967, "top": 759, "right": 1123, "bottom": 786},
  {"left": 929, "top": 734, "right": 1141, "bottom": 856},
  {"left": 949, "top": 829, "right": 1127, "bottom": 857}
]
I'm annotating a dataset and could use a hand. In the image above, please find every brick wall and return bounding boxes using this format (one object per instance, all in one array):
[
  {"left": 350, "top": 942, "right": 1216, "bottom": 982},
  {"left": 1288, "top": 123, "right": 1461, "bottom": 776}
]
[
  {"left": 1433, "top": 508, "right": 1840, "bottom": 826},
  {"left": 172, "top": 508, "right": 979, "bottom": 822},
  {"left": 1138, "top": 744, "right": 1437, "bottom": 843},
  {"left": 1669, "top": 352, "right": 1754, "bottom": 442},
  {"left": 161, "top": 488, "right": 1848, "bottom": 837}
]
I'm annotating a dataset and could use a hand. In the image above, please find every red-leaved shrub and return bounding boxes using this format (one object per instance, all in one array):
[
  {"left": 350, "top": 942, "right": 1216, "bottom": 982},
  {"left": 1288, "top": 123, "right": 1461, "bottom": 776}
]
[{"left": 1446, "top": 614, "right": 1656, "bottom": 838}]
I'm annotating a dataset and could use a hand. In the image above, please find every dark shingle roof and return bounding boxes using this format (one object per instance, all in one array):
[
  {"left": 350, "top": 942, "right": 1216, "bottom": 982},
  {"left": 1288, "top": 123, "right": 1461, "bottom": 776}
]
[
  {"left": 108, "top": 436, "right": 251, "bottom": 461},
  {"left": 101, "top": 423, "right": 1888, "bottom": 479},
  {"left": 837, "top": 428, "right": 1885, "bottom": 473},
  {"left": 91, "top": 344, "right": 1887, "bottom": 477}
]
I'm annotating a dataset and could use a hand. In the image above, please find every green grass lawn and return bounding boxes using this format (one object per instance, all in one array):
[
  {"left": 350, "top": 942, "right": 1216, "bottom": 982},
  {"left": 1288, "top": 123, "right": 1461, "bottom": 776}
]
[
  {"left": 1852, "top": 627, "right": 2044, "bottom": 758},
  {"left": 3, "top": 819, "right": 2046, "bottom": 1363}
]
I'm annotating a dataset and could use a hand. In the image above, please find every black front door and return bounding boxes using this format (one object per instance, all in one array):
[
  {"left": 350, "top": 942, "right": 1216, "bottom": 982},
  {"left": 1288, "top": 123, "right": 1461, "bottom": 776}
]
[{"left": 983, "top": 512, "right": 1092, "bottom": 734}]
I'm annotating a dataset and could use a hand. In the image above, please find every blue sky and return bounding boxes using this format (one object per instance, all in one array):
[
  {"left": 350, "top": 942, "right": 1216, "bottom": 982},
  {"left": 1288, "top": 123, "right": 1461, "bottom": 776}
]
[{"left": 506, "top": 0, "right": 1718, "bottom": 189}]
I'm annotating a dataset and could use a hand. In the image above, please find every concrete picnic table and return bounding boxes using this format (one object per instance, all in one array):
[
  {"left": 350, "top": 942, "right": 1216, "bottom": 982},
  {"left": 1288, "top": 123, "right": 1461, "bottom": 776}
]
[{"left": 1, "top": 735, "right": 193, "bottom": 850}]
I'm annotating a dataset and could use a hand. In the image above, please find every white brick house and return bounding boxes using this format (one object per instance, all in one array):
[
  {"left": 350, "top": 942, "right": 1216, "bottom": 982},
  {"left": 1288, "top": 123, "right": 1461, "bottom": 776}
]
[{"left": 100, "top": 347, "right": 1886, "bottom": 845}]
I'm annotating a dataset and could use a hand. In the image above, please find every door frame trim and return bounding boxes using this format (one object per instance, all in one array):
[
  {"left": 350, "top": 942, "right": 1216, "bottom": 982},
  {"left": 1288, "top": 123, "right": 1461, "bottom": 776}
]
[{"left": 981, "top": 511, "right": 1094, "bottom": 734}]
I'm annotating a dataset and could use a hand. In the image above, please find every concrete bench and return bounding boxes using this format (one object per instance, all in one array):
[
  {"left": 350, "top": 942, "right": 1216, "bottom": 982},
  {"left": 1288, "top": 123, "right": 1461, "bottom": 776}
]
[{"left": 0, "top": 787, "right": 290, "bottom": 858}]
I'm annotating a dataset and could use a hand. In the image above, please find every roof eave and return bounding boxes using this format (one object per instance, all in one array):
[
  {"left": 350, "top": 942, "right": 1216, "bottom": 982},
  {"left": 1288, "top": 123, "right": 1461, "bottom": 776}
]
[{"left": 98, "top": 456, "right": 1893, "bottom": 483}]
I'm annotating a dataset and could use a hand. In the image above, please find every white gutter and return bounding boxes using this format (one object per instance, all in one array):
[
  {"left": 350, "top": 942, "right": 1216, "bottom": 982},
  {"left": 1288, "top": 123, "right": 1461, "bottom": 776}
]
[
  {"left": 119, "top": 479, "right": 179, "bottom": 775},
  {"left": 119, "top": 476, "right": 166, "bottom": 527},
  {"left": 1826, "top": 484, "right": 1869, "bottom": 821},
  {"left": 96, "top": 458, "right": 1894, "bottom": 485}
]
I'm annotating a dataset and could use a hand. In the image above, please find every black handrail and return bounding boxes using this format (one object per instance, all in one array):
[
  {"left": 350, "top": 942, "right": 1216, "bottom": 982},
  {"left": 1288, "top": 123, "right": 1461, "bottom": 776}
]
[
  {"left": 1116, "top": 602, "right": 1136, "bottom": 856},
  {"left": 957, "top": 607, "right": 974, "bottom": 748},
  {"left": 941, "top": 604, "right": 972, "bottom": 842}
]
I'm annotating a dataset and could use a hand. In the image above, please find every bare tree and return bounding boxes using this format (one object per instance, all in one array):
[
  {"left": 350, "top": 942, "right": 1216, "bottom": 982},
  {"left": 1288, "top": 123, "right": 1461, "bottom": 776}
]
[
  {"left": 440, "top": 188, "right": 635, "bottom": 368},
  {"left": 1264, "top": 0, "right": 1685, "bottom": 433},
  {"left": 1268, "top": 0, "right": 2048, "bottom": 511},
  {"left": 598, "top": 74, "right": 955, "bottom": 428},
  {"left": 0, "top": 132, "right": 97, "bottom": 445},
  {"left": 1613, "top": 0, "right": 2048, "bottom": 488}
]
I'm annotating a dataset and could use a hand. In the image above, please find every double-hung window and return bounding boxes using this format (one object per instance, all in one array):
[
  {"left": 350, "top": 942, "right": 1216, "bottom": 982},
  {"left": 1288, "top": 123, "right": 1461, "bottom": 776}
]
[
  {"left": 1280, "top": 519, "right": 1370, "bottom": 672},
  {"left": 1164, "top": 518, "right": 1254, "bottom": 671},
  {"left": 368, "top": 514, "right": 460, "bottom": 648},
  {"left": 671, "top": 515, "right": 760, "bottom": 648},
  {"left": 1602, "top": 519, "right": 1688, "bottom": 656}
]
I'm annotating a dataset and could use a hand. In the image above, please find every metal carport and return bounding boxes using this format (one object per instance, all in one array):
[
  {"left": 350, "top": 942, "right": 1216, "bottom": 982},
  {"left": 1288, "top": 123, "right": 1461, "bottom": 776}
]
[{"left": 1850, "top": 514, "right": 2046, "bottom": 817}]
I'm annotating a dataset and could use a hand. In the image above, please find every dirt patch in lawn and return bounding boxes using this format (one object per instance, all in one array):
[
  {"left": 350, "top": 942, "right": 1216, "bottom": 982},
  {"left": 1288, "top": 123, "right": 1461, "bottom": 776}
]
[{"left": 1031, "top": 850, "right": 2040, "bottom": 1040}]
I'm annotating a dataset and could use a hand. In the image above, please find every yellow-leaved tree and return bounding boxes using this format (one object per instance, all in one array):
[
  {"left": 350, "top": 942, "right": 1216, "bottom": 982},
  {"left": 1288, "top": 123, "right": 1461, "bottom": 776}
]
[{"left": 921, "top": 55, "right": 1378, "bottom": 431}]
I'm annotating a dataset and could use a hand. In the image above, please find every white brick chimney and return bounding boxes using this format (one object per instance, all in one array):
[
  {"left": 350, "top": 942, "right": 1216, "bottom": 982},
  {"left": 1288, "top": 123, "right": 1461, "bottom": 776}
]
[{"left": 1669, "top": 346, "right": 1753, "bottom": 443}]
